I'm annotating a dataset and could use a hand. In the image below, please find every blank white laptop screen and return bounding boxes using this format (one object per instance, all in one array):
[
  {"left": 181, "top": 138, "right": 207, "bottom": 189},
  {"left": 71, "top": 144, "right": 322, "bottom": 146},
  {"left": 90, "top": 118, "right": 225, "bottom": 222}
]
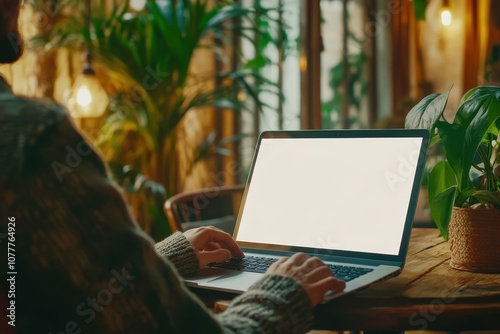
[{"left": 235, "top": 137, "right": 423, "bottom": 256}]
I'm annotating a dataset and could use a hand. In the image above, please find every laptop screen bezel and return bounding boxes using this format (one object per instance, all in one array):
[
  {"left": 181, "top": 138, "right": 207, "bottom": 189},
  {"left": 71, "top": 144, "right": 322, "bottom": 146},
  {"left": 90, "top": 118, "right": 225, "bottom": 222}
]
[{"left": 232, "top": 129, "right": 430, "bottom": 267}]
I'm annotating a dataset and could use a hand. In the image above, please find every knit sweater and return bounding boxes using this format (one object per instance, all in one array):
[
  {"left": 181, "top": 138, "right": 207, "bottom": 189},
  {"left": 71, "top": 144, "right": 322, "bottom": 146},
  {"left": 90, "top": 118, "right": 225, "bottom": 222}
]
[{"left": 0, "top": 76, "right": 314, "bottom": 333}]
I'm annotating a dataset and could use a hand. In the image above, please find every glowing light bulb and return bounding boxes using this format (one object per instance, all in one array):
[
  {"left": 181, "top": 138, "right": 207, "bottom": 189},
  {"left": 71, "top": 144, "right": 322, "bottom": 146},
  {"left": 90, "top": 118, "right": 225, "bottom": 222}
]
[
  {"left": 441, "top": 9, "right": 452, "bottom": 26},
  {"left": 68, "top": 74, "right": 109, "bottom": 118},
  {"left": 76, "top": 86, "right": 92, "bottom": 107},
  {"left": 129, "top": 0, "right": 146, "bottom": 11}
]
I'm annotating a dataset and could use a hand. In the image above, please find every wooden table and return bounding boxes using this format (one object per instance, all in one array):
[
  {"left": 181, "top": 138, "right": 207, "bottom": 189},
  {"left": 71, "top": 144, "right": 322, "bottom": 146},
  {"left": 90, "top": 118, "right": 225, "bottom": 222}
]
[{"left": 193, "top": 228, "right": 500, "bottom": 331}]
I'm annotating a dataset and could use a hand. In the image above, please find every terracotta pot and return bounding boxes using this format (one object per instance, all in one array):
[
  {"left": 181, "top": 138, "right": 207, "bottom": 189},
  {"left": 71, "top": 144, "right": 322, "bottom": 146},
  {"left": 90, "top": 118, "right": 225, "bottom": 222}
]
[{"left": 449, "top": 207, "right": 500, "bottom": 273}]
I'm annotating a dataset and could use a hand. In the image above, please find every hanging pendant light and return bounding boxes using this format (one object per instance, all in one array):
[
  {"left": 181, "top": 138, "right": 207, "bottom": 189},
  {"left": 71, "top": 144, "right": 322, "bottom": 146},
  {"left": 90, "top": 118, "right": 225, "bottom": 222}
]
[
  {"left": 67, "top": 51, "right": 109, "bottom": 118},
  {"left": 441, "top": 0, "right": 452, "bottom": 26},
  {"left": 67, "top": 0, "right": 108, "bottom": 118}
]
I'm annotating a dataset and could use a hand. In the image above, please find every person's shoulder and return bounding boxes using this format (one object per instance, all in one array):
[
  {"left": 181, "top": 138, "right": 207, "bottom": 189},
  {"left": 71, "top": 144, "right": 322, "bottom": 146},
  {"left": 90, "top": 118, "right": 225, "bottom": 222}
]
[
  {"left": 0, "top": 76, "right": 67, "bottom": 127},
  {"left": 0, "top": 93, "right": 68, "bottom": 137},
  {"left": 0, "top": 92, "right": 71, "bottom": 184}
]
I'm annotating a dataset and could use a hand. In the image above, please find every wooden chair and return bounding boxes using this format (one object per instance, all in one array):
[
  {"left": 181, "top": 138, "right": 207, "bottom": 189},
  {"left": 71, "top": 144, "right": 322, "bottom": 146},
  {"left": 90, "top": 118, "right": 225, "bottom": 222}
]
[{"left": 164, "top": 185, "right": 245, "bottom": 234}]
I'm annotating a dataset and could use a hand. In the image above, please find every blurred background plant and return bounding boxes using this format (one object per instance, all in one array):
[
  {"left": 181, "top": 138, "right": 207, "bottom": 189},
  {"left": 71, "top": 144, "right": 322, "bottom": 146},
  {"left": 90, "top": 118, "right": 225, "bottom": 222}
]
[
  {"left": 30, "top": 0, "right": 289, "bottom": 240},
  {"left": 320, "top": 0, "right": 368, "bottom": 129},
  {"left": 321, "top": 46, "right": 367, "bottom": 129}
]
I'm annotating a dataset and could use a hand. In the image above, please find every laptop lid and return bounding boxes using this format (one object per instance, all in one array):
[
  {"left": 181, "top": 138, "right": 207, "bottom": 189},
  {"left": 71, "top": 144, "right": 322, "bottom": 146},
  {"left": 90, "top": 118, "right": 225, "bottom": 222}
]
[{"left": 233, "top": 129, "right": 429, "bottom": 268}]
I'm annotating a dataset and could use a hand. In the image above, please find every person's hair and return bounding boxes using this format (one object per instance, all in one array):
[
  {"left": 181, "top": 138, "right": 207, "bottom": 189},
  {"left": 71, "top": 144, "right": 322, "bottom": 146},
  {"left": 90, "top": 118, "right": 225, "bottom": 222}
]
[
  {"left": 0, "top": 0, "right": 23, "bottom": 63},
  {"left": 0, "top": 34, "right": 23, "bottom": 63}
]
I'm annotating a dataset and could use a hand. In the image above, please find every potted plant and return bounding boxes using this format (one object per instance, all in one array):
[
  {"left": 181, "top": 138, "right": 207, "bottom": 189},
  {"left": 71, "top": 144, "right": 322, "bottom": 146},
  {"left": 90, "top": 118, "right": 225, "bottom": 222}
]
[{"left": 405, "top": 85, "right": 500, "bottom": 273}]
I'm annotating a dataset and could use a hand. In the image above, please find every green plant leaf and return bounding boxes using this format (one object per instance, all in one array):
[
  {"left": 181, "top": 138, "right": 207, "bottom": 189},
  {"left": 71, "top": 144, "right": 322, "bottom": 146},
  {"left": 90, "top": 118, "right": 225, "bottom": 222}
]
[
  {"left": 244, "top": 56, "right": 267, "bottom": 69},
  {"left": 413, "top": 0, "right": 428, "bottom": 21},
  {"left": 455, "top": 188, "right": 475, "bottom": 207},
  {"left": 428, "top": 161, "right": 457, "bottom": 240},
  {"left": 435, "top": 120, "right": 467, "bottom": 192},
  {"left": 455, "top": 86, "right": 500, "bottom": 191},
  {"left": 472, "top": 190, "right": 500, "bottom": 207},
  {"left": 404, "top": 85, "right": 452, "bottom": 130}
]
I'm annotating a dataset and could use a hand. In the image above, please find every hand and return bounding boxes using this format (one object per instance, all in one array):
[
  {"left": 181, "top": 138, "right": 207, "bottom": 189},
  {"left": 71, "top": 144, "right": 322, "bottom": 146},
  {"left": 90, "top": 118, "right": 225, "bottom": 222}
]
[
  {"left": 266, "top": 253, "right": 346, "bottom": 306},
  {"left": 183, "top": 226, "right": 245, "bottom": 268}
]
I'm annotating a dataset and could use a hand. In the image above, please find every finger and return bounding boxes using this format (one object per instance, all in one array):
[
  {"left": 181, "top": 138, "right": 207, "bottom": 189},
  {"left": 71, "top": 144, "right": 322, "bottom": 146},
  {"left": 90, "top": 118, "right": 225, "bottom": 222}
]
[
  {"left": 303, "top": 265, "right": 335, "bottom": 282},
  {"left": 313, "top": 276, "right": 346, "bottom": 293},
  {"left": 289, "top": 252, "right": 309, "bottom": 265},
  {"left": 197, "top": 249, "right": 232, "bottom": 268},
  {"left": 267, "top": 257, "right": 288, "bottom": 273},
  {"left": 215, "top": 241, "right": 233, "bottom": 252},
  {"left": 205, "top": 228, "right": 245, "bottom": 259},
  {"left": 300, "top": 257, "right": 324, "bottom": 273},
  {"left": 204, "top": 242, "right": 222, "bottom": 251},
  {"left": 332, "top": 278, "right": 346, "bottom": 291},
  {"left": 308, "top": 276, "right": 346, "bottom": 306},
  {"left": 186, "top": 227, "right": 244, "bottom": 258}
]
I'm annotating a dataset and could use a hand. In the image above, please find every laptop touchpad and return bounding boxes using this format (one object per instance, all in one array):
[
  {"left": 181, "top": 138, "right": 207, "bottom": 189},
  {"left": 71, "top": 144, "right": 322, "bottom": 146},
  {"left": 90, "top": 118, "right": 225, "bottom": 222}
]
[{"left": 207, "top": 271, "right": 262, "bottom": 291}]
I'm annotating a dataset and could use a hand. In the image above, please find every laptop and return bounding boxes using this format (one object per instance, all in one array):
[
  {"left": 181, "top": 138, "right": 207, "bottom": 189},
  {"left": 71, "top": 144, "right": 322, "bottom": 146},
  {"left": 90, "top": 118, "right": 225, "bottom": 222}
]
[{"left": 185, "top": 129, "right": 430, "bottom": 300}]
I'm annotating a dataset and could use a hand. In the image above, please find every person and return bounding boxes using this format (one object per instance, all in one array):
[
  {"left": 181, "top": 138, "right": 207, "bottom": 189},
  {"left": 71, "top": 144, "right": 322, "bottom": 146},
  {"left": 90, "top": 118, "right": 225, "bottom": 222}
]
[{"left": 0, "top": 1, "right": 345, "bottom": 333}]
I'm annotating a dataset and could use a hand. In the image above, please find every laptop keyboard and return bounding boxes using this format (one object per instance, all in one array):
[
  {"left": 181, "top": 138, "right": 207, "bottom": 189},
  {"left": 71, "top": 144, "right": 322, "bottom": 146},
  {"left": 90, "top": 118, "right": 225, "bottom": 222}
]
[
  {"left": 326, "top": 264, "right": 374, "bottom": 281},
  {"left": 209, "top": 256, "right": 374, "bottom": 282},
  {"left": 209, "top": 256, "right": 279, "bottom": 274}
]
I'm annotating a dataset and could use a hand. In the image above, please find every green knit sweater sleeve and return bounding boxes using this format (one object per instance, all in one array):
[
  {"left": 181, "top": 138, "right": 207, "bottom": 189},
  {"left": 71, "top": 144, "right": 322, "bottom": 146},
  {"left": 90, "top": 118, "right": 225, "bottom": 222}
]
[
  {"left": 154, "top": 231, "right": 200, "bottom": 276},
  {"left": 217, "top": 275, "right": 314, "bottom": 333},
  {"left": 155, "top": 233, "right": 315, "bottom": 333}
]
